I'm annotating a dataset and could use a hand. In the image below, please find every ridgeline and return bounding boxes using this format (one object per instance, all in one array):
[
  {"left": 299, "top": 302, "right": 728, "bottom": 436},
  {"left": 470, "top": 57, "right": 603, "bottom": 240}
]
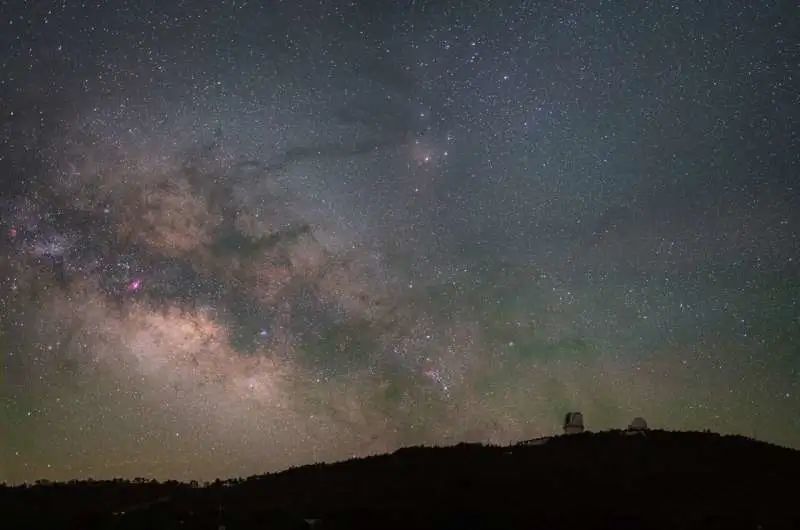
[{"left": 3, "top": 430, "right": 799, "bottom": 529}]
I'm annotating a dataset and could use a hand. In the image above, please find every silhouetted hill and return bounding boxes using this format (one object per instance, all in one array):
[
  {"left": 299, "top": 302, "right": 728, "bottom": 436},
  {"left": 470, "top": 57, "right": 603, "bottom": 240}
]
[{"left": 2, "top": 430, "right": 799, "bottom": 529}]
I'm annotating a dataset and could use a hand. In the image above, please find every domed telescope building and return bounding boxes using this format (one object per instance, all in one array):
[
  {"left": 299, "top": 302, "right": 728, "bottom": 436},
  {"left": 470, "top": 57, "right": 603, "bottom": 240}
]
[
  {"left": 627, "top": 417, "right": 649, "bottom": 432},
  {"left": 563, "top": 412, "right": 584, "bottom": 434}
]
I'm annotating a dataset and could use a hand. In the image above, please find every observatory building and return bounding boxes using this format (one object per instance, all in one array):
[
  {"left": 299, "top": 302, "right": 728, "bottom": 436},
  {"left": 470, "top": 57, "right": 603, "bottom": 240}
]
[
  {"left": 563, "top": 412, "right": 584, "bottom": 434},
  {"left": 627, "top": 417, "right": 648, "bottom": 432}
]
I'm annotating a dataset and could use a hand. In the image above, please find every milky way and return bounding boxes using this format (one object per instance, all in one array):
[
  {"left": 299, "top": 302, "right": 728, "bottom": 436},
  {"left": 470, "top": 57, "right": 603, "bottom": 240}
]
[{"left": 1, "top": 1, "right": 798, "bottom": 482}]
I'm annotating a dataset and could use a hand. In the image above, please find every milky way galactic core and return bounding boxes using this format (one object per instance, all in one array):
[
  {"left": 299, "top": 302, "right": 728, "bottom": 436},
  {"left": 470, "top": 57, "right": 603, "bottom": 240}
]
[{"left": 0, "top": 1, "right": 798, "bottom": 482}]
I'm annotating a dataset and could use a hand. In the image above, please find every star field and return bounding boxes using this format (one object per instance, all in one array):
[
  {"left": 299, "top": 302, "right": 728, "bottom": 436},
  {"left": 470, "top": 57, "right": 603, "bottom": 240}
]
[{"left": 0, "top": 0, "right": 798, "bottom": 483}]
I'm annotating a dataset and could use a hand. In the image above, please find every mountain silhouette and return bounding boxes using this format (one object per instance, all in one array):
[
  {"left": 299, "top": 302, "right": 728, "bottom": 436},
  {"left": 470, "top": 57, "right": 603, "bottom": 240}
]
[{"left": 2, "top": 430, "right": 798, "bottom": 529}]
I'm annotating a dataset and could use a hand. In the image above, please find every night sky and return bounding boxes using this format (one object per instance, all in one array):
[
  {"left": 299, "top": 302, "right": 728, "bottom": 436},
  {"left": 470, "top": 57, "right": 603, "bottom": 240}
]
[{"left": 1, "top": 1, "right": 798, "bottom": 483}]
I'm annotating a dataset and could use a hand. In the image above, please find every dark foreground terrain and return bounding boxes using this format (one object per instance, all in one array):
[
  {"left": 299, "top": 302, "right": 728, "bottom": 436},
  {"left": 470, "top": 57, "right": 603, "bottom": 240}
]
[{"left": 3, "top": 430, "right": 799, "bottom": 529}]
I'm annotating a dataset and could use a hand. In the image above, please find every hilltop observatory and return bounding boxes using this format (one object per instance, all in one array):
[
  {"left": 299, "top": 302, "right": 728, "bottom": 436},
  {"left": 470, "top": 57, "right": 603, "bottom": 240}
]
[
  {"left": 563, "top": 412, "right": 584, "bottom": 434},
  {"left": 627, "top": 417, "right": 648, "bottom": 432}
]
